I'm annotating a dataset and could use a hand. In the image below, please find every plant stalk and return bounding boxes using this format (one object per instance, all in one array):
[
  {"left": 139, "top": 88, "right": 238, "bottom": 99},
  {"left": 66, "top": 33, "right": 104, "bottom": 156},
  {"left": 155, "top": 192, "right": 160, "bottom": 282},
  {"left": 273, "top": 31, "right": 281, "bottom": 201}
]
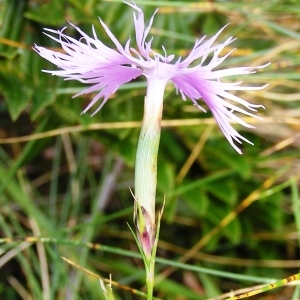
[
  {"left": 134, "top": 78, "right": 167, "bottom": 225},
  {"left": 134, "top": 77, "right": 167, "bottom": 299}
]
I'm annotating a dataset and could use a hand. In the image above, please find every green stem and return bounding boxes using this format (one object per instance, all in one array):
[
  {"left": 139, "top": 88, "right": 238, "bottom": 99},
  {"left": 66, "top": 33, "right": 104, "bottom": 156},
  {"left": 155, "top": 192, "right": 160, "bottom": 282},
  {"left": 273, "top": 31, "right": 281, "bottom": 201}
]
[
  {"left": 134, "top": 77, "right": 167, "bottom": 300},
  {"left": 134, "top": 78, "right": 167, "bottom": 225},
  {"left": 146, "top": 261, "right": 155, "bottom": 300}
]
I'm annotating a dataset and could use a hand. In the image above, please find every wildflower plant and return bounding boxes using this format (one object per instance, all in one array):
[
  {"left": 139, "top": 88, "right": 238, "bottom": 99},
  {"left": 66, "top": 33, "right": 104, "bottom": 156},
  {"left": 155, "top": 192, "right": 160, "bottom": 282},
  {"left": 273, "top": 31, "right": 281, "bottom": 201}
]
[{"left": 34, "top": 1, "right": 269, "bottom": 298}]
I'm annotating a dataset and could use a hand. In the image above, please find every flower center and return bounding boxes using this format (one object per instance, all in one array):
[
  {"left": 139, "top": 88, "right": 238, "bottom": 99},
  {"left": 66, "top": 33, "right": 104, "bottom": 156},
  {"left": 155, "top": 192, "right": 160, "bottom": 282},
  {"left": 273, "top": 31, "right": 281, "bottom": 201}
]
[{"left": 143, "top": 59, "right": 177, "bottom": 81}]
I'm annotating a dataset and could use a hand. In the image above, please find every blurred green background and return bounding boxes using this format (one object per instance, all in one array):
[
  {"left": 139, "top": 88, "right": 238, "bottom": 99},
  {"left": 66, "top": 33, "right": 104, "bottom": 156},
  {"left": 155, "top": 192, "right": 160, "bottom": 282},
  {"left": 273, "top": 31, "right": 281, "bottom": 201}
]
[{"left": 0, "top": 0, "right": 300, "bottom": 299}]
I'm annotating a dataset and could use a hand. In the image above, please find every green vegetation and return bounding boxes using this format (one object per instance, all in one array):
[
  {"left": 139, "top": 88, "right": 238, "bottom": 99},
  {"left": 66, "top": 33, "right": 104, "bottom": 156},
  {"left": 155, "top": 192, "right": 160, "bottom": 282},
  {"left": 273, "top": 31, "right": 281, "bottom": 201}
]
[{"left": 0, "top": 0, "right": 299, "bottom": 299}]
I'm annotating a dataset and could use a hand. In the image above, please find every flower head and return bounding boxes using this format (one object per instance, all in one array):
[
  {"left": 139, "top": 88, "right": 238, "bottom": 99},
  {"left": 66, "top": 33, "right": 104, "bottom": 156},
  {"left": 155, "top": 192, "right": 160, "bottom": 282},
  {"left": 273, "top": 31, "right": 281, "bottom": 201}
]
[{"left": 34, "top": 1, "right": 269, "bottom": 154}]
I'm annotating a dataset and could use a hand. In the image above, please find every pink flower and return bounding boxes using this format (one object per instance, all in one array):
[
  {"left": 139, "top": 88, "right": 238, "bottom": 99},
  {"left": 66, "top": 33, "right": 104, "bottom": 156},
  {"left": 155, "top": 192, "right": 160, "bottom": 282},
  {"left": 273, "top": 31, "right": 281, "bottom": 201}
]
[{"left": 34, "top": 1, "right": 268, "bottom": 154}]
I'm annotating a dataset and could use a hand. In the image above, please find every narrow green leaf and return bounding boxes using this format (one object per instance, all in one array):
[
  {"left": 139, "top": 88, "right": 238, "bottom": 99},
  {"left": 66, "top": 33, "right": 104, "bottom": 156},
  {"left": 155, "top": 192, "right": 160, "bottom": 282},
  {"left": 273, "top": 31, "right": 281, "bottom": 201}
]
[
  {"left": 24, "top": 0, "right": 66, "bottom": 26},
  {"left": 0, "top": 73, "right": 32, "bottom": 120},
  {"left": 0, "top": 0, "right": 26, "bottom": 59}
]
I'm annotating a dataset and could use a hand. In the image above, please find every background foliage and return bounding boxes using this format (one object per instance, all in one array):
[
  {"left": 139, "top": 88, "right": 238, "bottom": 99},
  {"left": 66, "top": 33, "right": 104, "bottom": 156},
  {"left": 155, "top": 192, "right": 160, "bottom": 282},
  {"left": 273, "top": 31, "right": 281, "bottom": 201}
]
[{"left": 0, "top": 0, "right": 300, "bottom": 299}]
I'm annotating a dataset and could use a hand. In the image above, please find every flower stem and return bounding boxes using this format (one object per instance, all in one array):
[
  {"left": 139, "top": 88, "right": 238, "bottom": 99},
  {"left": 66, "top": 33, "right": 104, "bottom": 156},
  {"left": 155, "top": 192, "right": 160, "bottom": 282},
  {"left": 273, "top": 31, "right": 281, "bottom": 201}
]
[
  {"left": 134, "top": 77, "right": 167, "bottom": 299},
  {"left": 134, "top": 78, "right": 167, "bottom": 225}
]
